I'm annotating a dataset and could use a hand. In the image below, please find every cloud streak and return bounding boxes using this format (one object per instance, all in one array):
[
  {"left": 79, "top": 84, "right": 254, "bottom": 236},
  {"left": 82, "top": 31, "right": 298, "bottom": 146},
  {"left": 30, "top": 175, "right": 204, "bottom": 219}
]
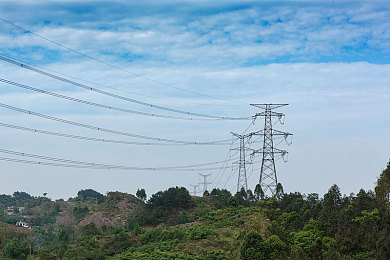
[
  {"left": 1, "top": 1, "right": 390, "bottom": 67},
  {"left": 0, "top": 1, "right": 389, "bottom": 198}
]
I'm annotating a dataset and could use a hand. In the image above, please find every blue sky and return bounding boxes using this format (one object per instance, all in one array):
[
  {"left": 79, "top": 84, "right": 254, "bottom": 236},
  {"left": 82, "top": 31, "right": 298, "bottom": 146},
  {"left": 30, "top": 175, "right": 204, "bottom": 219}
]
[{"left": 0, "top": 0, "right": 389, "bottom": 199}]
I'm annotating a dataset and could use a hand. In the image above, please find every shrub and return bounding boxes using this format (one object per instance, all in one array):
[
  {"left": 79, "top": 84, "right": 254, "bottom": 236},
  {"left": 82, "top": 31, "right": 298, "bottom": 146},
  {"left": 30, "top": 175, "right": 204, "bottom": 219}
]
[
  {"left": 2, "top": 237, "right": 30, "bottom": 260},
  {"left": 240, "top": 231, "right": 269, "bottom": 260},
  {"left": 188, "top": 225, "right": 216, "bottom": 240}
]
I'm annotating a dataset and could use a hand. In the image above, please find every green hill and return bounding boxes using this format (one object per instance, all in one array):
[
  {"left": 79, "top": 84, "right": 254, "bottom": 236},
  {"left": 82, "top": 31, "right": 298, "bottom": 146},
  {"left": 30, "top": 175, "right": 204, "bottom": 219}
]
[{"left": 0, "top": 161, "right": 389, "bottom": 259}]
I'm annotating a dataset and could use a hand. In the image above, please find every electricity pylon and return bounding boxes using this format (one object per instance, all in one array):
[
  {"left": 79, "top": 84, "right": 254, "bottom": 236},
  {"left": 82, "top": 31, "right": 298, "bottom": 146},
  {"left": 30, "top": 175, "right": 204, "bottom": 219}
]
[
  {"left": 198, "top": 173, "right": 212, "bottom": 194},
  {"left": 189, "top": 184, "right": 200, "bottom": 196},
  {"left": 231, "top": 132, "right": 254, "bottom": 192},
  {"left": 250, "top": 104, "right": 292, "bottom": 196}
]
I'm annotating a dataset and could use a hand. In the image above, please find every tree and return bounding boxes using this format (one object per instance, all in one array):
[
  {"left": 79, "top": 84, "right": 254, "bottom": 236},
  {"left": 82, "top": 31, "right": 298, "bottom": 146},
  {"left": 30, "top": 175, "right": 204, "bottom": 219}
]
[
  {"left": 13, "top": 191, "right": 32, "bottom": 202},
  {"left": 228, "top": 196, "right": 238, "bottom": 207},
  {"left": 146, "top": 187, "right": 193, "bottom": 210},
  {"left": 349, "top": 189, "right": 376, "bottom": 217},
  {"left": 0, "top": 194, "right": 15, "bottom": 208},
  {"left": 291, "top": 219, "right": 328, "bottom": 259},
  {"left": 58, "top": 228, "right": 70, "bottom": 243},
  {"left": 283, "top": 211, "right": 304, "bottom": 232},
  {"left": 77, "top": 189, "right": 104, "bottom": 202},
  {"left": 254, "top": 184, "right": 265, "bottom": 201},
  {"left": 82, "top": 222, "right": 100, "bottom": 236},
  {"left": 235, "top": 187, "right": 249, "bottom": 205},
  {"left": 275, "top": 183, "right": 284, "bottom": 200},
  {"left": 320, "top": 184, "right": 342, "bottom": 236},
  {"left": 240, "top": 231, "right": 269, "bottom": 260},
  {"left": 375, "top": 160, "right": 390, "bottom": 205},
  {"left": 209, "top": 188, "right": 232, "bottom": 208},
  {"left": 136, "top": 189, "right": 147, "bottom": 202},
  {"left": 2, "top": 237, "right": 30, "bottom": 260},
  {"left": 73, "top": 205, "right": 89, "bottom": 220},
  {"left": 265, "top": 235, "right": 287, "bottom": 259},
  {"left": 140, "top": 187, "right": 194, "bottom": 225},
  {"left": 307, "top": 193, "right": 319, "bottom": 205},
  {"left": 247, "top": 189, "right": 254, "bottom": 202},
  {"left": 278, "top": 192, "right": 305, "bottom": 213}
]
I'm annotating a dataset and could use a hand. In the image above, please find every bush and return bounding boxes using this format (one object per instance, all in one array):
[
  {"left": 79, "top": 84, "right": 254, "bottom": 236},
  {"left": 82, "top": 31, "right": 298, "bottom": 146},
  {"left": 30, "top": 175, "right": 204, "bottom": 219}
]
[
  {"left": 265, "top": 235, "right": 287, "bottom": 259},
  {"left": 73, "top": 205, "right": 89, "bottom": 220},
  {"left": 188, "top": 225, "right": 215, "bottom": 240},
  {"left": 240, "top": 231, "right": 269, "bottom": 260},
  {"left": 136, "top": 187, "right": 194, "bottom": 225},
  {"left": 82, "top": 222, "right": 100, "bottom": 236},
  {"left": 2, "top": 237, "right": 30, "bottom": 260},
  {"left": 141, "top": 228, "right": 187, "bottom": 244},
  {"left": 77, "top": 189, "right": 105, "bottom": 202}
]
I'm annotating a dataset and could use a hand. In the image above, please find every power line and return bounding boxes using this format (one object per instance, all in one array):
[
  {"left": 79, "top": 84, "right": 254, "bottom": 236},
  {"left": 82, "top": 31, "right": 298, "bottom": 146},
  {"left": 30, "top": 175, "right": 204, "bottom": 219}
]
[
  {"left": 0, "top": 122, "right": 233, "bottom": 146},
  {"left": 210, "top": 121, "right": 256, "bottom": 190},
  {"left": 211, "top": 149, "right": 238, "bottom": 188},
  {"left": 0, "top": 17, "right": 244, "bottom": 104},
  {"left": 0, "top": 54, "right": 242, "bottom": 108},
  {"left": 0, "top": 156, "right": 237, "bottom": 172},
  {"left": 0, "top": 78, "right": 226, "bottom": 121},
  {"left": 0, "top": 55, "right": 251, "bottom": 121},
  {"left": 0, "top": 102, "right": 234, "bottom": 145},
  {"left": 0, "top": 148, "right": 238, "bottom": 171},
  {"left": 222, "top": 166, "right": 237, "bottom": 190}
]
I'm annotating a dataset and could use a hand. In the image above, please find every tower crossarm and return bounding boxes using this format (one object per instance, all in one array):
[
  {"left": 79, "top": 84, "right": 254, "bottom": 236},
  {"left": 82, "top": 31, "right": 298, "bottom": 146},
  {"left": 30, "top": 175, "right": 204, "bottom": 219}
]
[
  {"left": 251, "top": 129, "right": 292, "bottom": 137},
  {"left": 250, "top": 104, "right": 288, "bottom": 110},
  {"left": 253, "top": 111, "right": 285, "bottom": 119},
  {"left": 231, "top": 147, "right": 254, "bottom": 151},
  {"left": 231, "top": 132, "right": 256, "bottom": 139},
  {"left": 251, "top": 148, "right": 288, "bottom": 155}
]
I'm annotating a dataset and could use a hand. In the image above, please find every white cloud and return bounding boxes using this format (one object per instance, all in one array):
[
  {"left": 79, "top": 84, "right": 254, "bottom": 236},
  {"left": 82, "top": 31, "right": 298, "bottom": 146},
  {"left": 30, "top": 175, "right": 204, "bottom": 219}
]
[
  {"left": 1, "top": 1, "right": 390, "bottom": 68},
  {"left": 0, "top": 1, "right": 389, "bottom": 198}
]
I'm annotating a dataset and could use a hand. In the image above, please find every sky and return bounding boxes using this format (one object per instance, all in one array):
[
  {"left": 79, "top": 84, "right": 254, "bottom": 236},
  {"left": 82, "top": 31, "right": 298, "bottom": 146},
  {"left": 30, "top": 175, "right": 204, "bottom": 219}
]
[{"left": 0, "top": 0, "right": 389, "bottom": 199}]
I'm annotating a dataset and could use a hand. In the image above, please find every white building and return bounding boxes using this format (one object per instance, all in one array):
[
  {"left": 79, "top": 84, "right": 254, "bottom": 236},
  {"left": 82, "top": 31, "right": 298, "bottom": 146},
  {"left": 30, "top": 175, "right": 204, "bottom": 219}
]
[{"left": 16, "top": 221, "right": 30, "bottom": 228}]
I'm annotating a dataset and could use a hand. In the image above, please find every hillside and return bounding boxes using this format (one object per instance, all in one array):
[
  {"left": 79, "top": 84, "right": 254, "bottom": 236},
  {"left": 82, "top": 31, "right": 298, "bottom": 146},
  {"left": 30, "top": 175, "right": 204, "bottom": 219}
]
[{"left": 0, "top": 161, "right": 389, "bottom": 259}]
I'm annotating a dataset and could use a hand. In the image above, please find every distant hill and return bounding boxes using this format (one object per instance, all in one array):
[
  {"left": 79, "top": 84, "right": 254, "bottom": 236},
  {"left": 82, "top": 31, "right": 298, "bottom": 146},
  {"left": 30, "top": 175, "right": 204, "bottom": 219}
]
[{"left": 0, "top": 161, "right": 389, "bottom": 259}]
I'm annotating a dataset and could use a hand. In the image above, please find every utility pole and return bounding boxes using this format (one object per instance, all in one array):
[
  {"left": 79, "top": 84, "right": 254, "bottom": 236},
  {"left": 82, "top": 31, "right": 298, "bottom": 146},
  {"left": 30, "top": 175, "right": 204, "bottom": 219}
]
[
  {"left": 250, "top": 104, "right": 292, "bottom": 196},
  {"left": 189, "top": 184, "right": 200, "bottom": 196},
  {"left": 231, "top": 132, "right": 254, "bottom": 192},
  {"left": 198, "top": 173, "right": 212, "bottom": 194}
]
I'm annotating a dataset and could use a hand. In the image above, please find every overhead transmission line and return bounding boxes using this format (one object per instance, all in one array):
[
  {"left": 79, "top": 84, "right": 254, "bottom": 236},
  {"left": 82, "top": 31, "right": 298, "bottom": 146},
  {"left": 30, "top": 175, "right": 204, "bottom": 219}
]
[
  {"left": 0, "top": 17, "right": 244, "bottom": 104},
  {"left": 0, "top": 122, "right": 235, "bottom": 146},
  {"left": 0, "top": 156, "right": 237, "bottom": 171},
  {"left": 0, "top": 78, "right": 229, "bottom": 121},
  {"left": 0, "top": 148, "right": 237, "bottom": 171},
  {"left": 0, "top": 55, "right": 251, "bottom": 121},
  {"left": 0, "top": 54, "right": 241, "bottom": 107},
  {"left": 0, "top": 103, "right": 235, "bottom": 145},
  {"left": 210, "top": 140, "right": 238, "bottom": 188},
  {"left": 211, "top": 121, "right": 256, "bottom": 190}
]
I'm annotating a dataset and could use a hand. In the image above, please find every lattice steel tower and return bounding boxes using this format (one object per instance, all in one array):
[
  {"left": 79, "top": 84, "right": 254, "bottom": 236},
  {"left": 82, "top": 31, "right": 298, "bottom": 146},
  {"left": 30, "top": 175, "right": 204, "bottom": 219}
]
[
  {"left": 198, "top": 173, "right": 212, "bottom": 194},
  {"left": 189, "top": 184, "right": 200, "bottom": 196},
  {"left": 231, "top": 132, "right": 254, "bottom": 192},
  {"left": 251, "top": 104, "right": 292, "bottom": 196}
]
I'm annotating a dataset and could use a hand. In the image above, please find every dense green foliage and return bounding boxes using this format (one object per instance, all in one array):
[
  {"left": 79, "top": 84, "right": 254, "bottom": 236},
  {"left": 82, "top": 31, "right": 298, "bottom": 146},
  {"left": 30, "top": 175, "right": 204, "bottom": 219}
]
[
  {"left": 0, "top": 162, "right": 389, "bottom": 259},
  {"left": 73, "top": 205, "right": 89, "bottom": 220},
  {"left": 75, "top": 189, "right": 105, "bottom": 203},
  {"left": 240, "top": 231, "right": 267, "bottom": 259},
  {"left": 133, "top": 186, "right": 194, "bottom": 226},
  {"left": 136, "top": 188, "right": 147, "bottom": 201},
  {"left": 2, "top": 237, "right": 30, "bottom": 260}
]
